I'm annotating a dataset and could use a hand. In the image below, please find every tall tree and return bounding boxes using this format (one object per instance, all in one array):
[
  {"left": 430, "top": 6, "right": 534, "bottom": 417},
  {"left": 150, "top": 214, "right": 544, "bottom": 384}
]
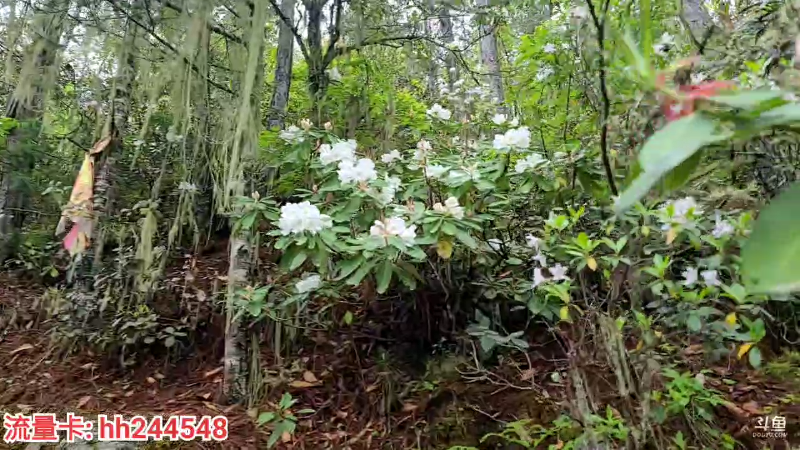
[
  {"left": 476, "top": 0, "right": 505, "bottom": 108},
  {"left": 222, "top": 0, "right": 269, "bottom": 403},
  {"left": 0, "top": 0, "right": 70, "bottom": 260},
  {"left": 268, "top": 0, "right": 297, "bottom": 128}
]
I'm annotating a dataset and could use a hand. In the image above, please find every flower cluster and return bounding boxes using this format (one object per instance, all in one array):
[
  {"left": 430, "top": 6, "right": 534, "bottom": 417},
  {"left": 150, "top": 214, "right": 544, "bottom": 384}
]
[
  {"left": 426, "top": 103, "right": 452, "bottom": 121},
  {"left": 414, "top": 140, "right": 432, "bottom": 163},
  {"left": 377, "top": 175, "right": 402, "bottom": 205},
  {"left": 515, "top": 153, "right": 547, "bottom": 173},
  {"left": 659, "top": 197, "right": 702, "bottom": 229},
  {"left": 426, "top": 164, "right": 449, "bottom": 179},
  {"left": 536, "top": 65, "right": 554, "bottom": 82},
  {"left": 370, "top": 217, "right": 417, "bottom": 245},
  {"left": 280, "top": 125, "right": 304, "bottom": 144},
  {"left": 381, "top": 149, "right": 402, "bottom": 164},
  {"left": 278, "top": 201, "right": 332, "bottom": 235},
  {"left": 320, "top": 140, "right": 357, "bottom": 165},
  {"left": 433, "top": 196, "right": 465, "bottom": 219},
  {"left": 682, "top": 267, "right": 720, "bottom": 287},
  {"left": 338, "top": 158, "right": 378, "bottom": 184},
  {"left": 532, "top": 263, "right": 570, "bottom": 288},
  {"left": 712, "top": 212, "right": 734, "bottom": 239},
  {"left": 493, "top": 127, "right": 531, "bottom": 151}
]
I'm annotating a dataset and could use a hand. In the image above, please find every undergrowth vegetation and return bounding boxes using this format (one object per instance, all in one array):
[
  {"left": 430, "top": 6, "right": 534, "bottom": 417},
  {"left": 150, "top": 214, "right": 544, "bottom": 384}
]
[{"left": 1, "top": 0, "right": 800, "bottom": 448}]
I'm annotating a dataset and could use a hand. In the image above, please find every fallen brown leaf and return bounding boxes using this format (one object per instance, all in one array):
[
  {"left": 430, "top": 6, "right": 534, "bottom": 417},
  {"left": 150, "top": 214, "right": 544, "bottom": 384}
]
[
  {"left": 146, "top": 377, "right": 156, "bottom": 384},
  {"left": 402, "top": 402, "right": 418, "bottom": 412},
  {"left": 303, "top": 371, "right": 318, "bottom": 383},
  {"left": 742, "top": 401, "right": 762, "bottom": 415},
  {"left": 722, "top": 401, "right": 749, "bottom": 420},
  {"left": 281, "top": 431, "right": 292, "bottom": 443},
  {"left": 76, "top": 396, "right": 91, "bottom": 409},
  {"left": 520, "top": 369, "right": 535, "bottom": 381},
  {"left": 289, "top": 380, "right": 319, "bottom": 388}
]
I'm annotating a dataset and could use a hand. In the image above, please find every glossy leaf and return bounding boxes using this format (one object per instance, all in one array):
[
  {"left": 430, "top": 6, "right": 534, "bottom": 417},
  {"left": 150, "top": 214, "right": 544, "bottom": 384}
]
[{"left": 740, "top": 182, "right": 800, "bottom": 294}]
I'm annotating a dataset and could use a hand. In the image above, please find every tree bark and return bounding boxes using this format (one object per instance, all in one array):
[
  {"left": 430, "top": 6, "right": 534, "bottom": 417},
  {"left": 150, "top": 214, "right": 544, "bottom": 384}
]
[
  {"left": 223, "top": 0, "right": 268, "bottom": 404},
  {"left": 268, "top": 0, "right": 296, "bottom": 129},
  {"left": 91, "top": 0, "right": 142, "bottom": 272},
  {"left": 682, "top": 0, "right": 712, "bottom": 39},
  {"left": 476, "top": 0, "right": 505, "bottom": 107},
  {"left": 0, "top": 0, "right": 69, "bottom": 260}
]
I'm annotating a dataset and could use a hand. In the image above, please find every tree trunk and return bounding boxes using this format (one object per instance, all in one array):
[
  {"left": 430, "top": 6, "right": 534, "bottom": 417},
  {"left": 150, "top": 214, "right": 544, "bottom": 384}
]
[
  {"left": 682, "top": 0, "right": 712, "bottom": 38},
  {"left": 305, "top": 0, "right": 327, "bottom": 115},
  {"left": 91, "top": 0, "right": 142, "bottom": 272},
  {"left": 268, "top": 0, "right": 296, "bottom": 129},
  {"left": 0, "top": 0, "right": 69, "bottom": 261},
  {"left": 439, "top": 9, "right": 458, "bottom": 90},
  {"left": 425, "top": 0, "right": 439, "bottom": 96},
  {"left": 223, "top": 0, "right": 268, "bottom": 404},
  {"left": 477, "top": 0, "right": 505, "bottom": 107}
]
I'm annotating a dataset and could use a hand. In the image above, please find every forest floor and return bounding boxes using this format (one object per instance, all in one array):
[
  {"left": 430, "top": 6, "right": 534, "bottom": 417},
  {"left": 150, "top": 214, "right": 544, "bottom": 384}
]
[{"left": 0, "top": 259, "right": 799, "bottom": 450}]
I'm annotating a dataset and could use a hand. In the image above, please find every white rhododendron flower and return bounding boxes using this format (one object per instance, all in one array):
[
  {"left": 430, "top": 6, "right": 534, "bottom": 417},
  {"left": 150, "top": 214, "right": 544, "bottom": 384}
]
[
  {"left": 492, "top": 114, "right": 507, "bottom": 125},
  {"left": 701, "top": 270, "right": 720, "bottom": 287},
  {"left": 493, "top": 126, "right": 532, "bottom": 151},
  {"left": 414, "top": 140, "right": 432, "bottom": 162},
  {"left": 426, "top": 164, "right": 449, "bottom": 179},
  {"left": 543, "top": 43, "right": 557, "bottom": 53},
  {"left": 515, "top": 153, "right": 547, "bottom": 173},
  {"left": 526, "top": 234, "right": 540, "bottom": 249},
  {"left": 509, "top": 117, "right": 519, "bottom": 127},
  {"left": 299, "top": 118, "right": 313, "bottom": 130},
  {"left": 370, "top": 217, "right": 417, "bottom": 245},
  {"left": 433, "top": 196, "right": 465, "bottom": 219},
  {"left": 328, "top": 67, "right": 342, "bottom": 81},
  {"left": 296, "top": 274, "right": 322, "bottom": 293},
  {"left": 712, "top": 213, "right": 734, "bottom": 239},
  {"left": 381, "top": 149, "right": 402, "bottom": 164},
  {"left": 682, "top": 267, "right": 698, "bottom": 286},
  {"left": 653, "top": 32, "right": 674, "bottom": 56},
  {"left": 533, "top": 268, "right": 548, "bottom": 287},
  {"left": 378, "top": 175, "right": 402, "bottom": 205},
  {"left": 533, "top": 252, "right": 547, "bottom": 266},
  {"left": 338, "top": 158, "right": 378, "bottom": 184},
  {"left": 536, "top": 65, "right": 554, "bottom": 81},
  {"left": 280, "top": 125, "right": 304, "bottom": 143},
  {"left": 550, "top": 263, "right": 570, "bottom": 281},
  {"left": 320, "top": 140, "right": 357, "bottom": 165},
  {"left": 278, "top": 201, "right": 332, "bottom": 235},
  {"left": 660, "top": 197, "right": 702, "bottom": 229},
  {"left": 426, "top": 103, "right": 452, "bottom": 120}
]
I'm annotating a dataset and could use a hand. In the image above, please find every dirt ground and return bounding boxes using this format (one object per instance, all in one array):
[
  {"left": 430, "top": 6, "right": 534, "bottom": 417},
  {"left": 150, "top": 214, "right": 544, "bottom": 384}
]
[{"left": 1, "top": 267, "right": 799, "bottom": 450}]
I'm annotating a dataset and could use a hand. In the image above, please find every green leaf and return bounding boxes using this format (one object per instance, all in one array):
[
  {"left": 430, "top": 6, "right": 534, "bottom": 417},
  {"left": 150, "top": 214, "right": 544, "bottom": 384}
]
[
  {"left": 343, "top": 310, "right": 354, "bottom": 325},
  {"left": 288, "top": 250, "right": 307, "bottom": 271},
  {"left": 686, "top": 315, "right": 702, "bottom": 332},
  {"left": 708, "top": 90, "right": 784, "bottom": 110},
  {"left": 346, "top": 260, "right": 374, "bottom": 286},
  {"left": 755, "top": 103, "right": 800, "bottom": 128},
  {"left": 615, "top": 114, "right": 730, "bottom": 214},
  {"left": 748, "top": 346, "right": 762, "bottom": 368},
  {"left": 741, "top": 182, "right": 800, "bottom": 294},
  {"left": 376, "top": 259, "right": 393, "bottom": 294},
  {"left": 440, "top": 221, "right": 458, "bottom": 236},
  {"left": 257, "top": 412, "right": 276, "bottom": 426},
  {"left": 454, "top": 229, "right": 478, "bottom": 249},
  {"left": 336, "top": 257, "right": 364, "bottom": 280},
  {"left": 638, "top": 114, "right": 728, "bottom": 173},
  {"left": 662, "top": 150, "right": 703, "bottom": 192}
]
